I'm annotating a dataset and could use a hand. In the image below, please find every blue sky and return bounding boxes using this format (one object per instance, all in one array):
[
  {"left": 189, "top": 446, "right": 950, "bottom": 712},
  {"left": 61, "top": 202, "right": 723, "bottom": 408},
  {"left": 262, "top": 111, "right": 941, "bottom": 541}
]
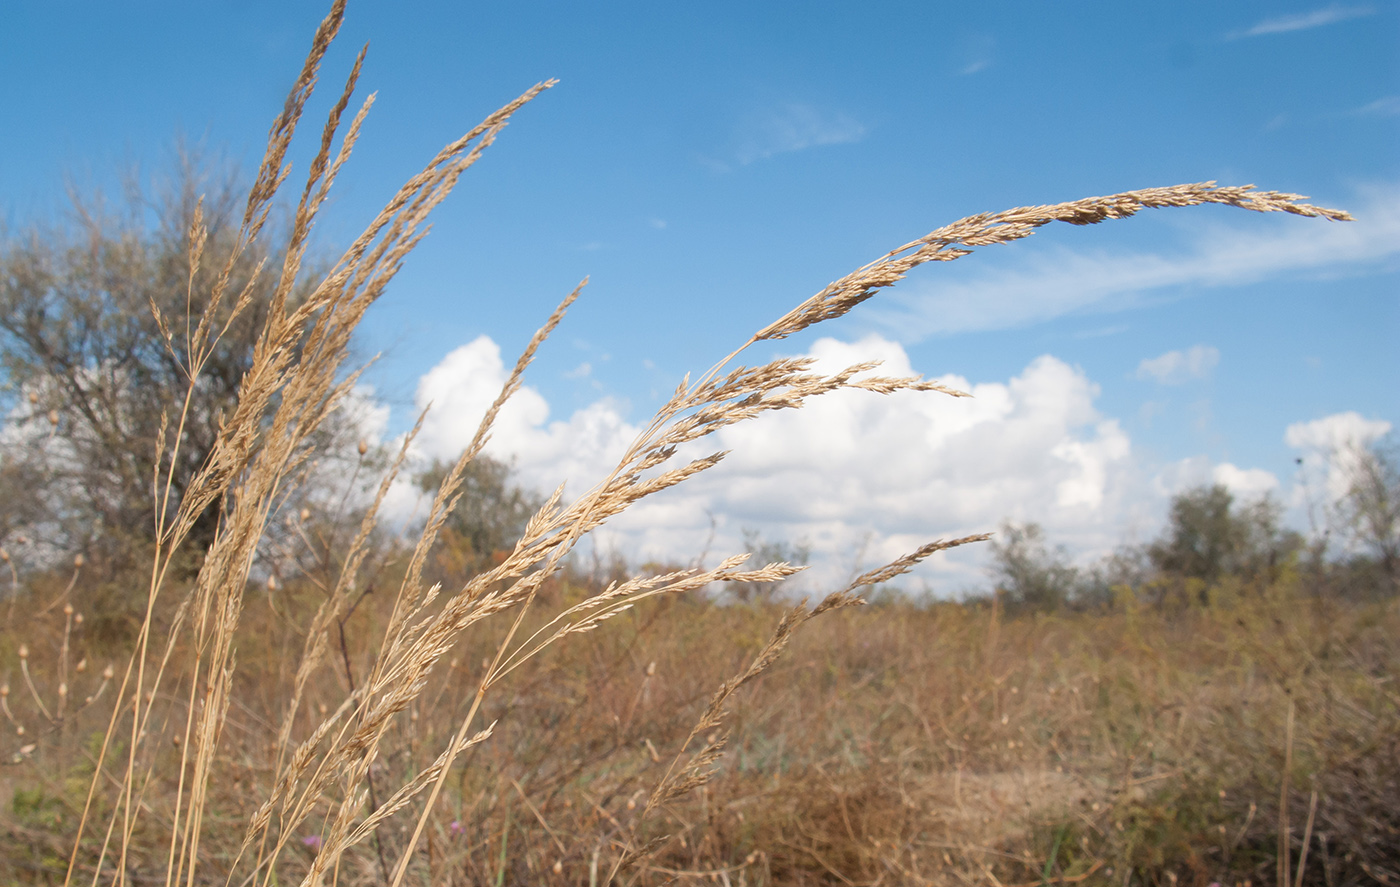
[{"left": 3, "top": 2, "right": 1396, "bottom": 590}]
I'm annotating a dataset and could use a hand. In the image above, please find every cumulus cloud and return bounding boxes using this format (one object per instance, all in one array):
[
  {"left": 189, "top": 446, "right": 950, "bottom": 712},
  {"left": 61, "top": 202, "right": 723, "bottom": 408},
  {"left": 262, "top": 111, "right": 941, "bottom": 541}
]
[
  {"left": 337, "top": 383, "right": 391, "bottom": 446},
  {"left": 592, "top": 336, "right": 1145, "bottom": 590},
  {"left": 1135, "top": 345, "right": 1219, "bottom": 385},
  {"left": 1230, "top": 4, "right": 1374, "bottom": 39},
  {"left": 1285, "top": 411, "right": 1392, "bottom": 501},
  {"left": 1153, "top": 455, "right": 1280, "bottom": 500},
  {"left": 368, "top": 335, "right": 1382, "bottom": 595},
  {"left": 1285, "top": 411, "right": 1391, "bottom": 454},
  {"left": 734, "top": 103, "right": 866, "bottom": 165},
  {"left": 371, "top": 335, "right": 640, "bottom": 523},
  {"left": 1212, "top": 463, "right": 1280, "bottom": 497},
  {"left": 410, "top": 335, "right": 639, "bottom": 492},
  {"left": 372, "top": 334, "right": 1163, "bottom": 591},
  {"left": 870, "top": 181, "right": 1400, "bottom": 341}
]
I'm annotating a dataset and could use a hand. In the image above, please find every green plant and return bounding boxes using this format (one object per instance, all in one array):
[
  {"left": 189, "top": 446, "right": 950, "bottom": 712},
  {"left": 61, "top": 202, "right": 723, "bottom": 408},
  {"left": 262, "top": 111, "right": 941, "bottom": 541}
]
[{"left": 989, "top": 521, "right": 1079, "bottom": 612}]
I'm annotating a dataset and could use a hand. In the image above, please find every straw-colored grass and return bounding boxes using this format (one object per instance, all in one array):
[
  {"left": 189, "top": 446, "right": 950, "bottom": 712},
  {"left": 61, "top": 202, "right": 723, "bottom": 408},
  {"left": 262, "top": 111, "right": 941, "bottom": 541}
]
[
  {"left": 0, "top": 3, "right": 1361, "bottom": 886},
  {"left": 6, "top": 569, "right": 1397, "bottom": 885}
]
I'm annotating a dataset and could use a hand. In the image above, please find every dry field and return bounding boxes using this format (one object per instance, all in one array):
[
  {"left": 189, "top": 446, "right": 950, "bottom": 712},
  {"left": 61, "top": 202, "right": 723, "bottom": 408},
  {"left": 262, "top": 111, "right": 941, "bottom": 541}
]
[{"left": 4, "top": 569, "right": 1398, "bottom": 886}]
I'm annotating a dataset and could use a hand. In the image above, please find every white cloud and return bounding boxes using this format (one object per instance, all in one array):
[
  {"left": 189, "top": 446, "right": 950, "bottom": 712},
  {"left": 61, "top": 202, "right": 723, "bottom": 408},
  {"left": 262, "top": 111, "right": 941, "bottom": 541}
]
[
  {"left": 377, "top": 337, "right": 1388, "bottom": 596},
  {"left": 735, "top": 103, "right": 866, "bottom": 165},
  {"left": 337, "top": 383, "right": 391, "bottom": 446},
  {"left": 1152, "top": 455, "right": 1280, "bottom": 500},
  {"left": 591, "top": 337, "right": 1145, "bottom": 590},
  {"left": 1135, "top": 345, "right": 1219, "bottom": 385},
  {"left": 410, "top": 335, "right": 639, "bottom": 495},
  {"left": 1212, "top": 463, "right": 1281, "bottom": 498},
  {"left": 1285, "top": 411, "right": 1392, "bottom": 501},
  {"left": 1285, "top": 411, "right": 1391, "bottom": 454},
  {"left": 1231, "top": 5, "right": 1374, "bottom": 38},
  {"left": 378, "top": 334, "right": 1164, "bottom": 592},
  {"left": 871, "top": 181, "right": 1400, "bottom": 341}
]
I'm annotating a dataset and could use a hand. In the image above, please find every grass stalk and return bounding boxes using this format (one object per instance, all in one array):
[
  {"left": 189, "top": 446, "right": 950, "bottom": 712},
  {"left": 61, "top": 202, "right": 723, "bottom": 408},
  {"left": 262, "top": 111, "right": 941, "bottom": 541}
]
[
  {"left": 1279, "top": 698, "right": 1295, "bottom": 887},
  {"left": 26, "top": 3, "right": 1354, "bottom": 886}
]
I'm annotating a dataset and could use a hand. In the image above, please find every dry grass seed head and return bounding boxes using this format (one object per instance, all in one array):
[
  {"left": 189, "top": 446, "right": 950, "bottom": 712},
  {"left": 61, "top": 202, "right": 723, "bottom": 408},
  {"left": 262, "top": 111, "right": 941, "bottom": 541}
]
[{"left": 61, "top": 3, "right": 1354, "bottom": 883}]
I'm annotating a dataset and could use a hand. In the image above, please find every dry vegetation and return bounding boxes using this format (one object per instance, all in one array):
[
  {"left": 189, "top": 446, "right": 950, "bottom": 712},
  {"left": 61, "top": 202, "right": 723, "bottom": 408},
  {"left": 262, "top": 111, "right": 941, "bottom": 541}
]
[
  {"left": 5, "top": 570, "right": 1398, "bottom": 886},
  {"left": 2, "top": 3, "right": 1389, "bottom": 886}
]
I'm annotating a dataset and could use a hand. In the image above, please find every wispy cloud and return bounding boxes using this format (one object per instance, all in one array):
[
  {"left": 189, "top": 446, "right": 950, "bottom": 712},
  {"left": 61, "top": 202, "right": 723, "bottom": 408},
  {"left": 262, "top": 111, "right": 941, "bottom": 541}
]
[
  {"left": 734, "top": 103, "right": 866, "bottom": 165},
  {"left": 1348, "top": 96, "right": 1400, "bottom": 117},
  {"left": 955, "top": 33, "right": 996, "bottom": 76},
  {"left": 1136, "top": 345, "right": 1219, "bottom": 385},
  {"left": 1229, "top": 4, "right": 1374, "bottom": 39},
  {"left": 869, "top": 182, "right": 1400, "bottom": 342},
  {"left": 1073, "top": 324, "right": 1129, "bottom": 340}
]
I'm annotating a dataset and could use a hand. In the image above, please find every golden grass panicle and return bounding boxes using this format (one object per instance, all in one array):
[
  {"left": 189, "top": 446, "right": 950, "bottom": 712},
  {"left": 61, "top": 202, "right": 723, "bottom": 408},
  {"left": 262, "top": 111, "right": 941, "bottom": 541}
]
[
  {"left": 57, "top": 2, "right": 1354, "bottom": 884},
  {"left": 753, "top": 181, "right": 1351, "bottom": 344}
]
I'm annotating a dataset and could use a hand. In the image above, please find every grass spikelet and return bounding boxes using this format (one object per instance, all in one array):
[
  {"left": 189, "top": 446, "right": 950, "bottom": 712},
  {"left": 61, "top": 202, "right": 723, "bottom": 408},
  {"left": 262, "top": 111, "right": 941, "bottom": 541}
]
[{"left": 36, "top": 5, "right": 1355, "bottom": 887}]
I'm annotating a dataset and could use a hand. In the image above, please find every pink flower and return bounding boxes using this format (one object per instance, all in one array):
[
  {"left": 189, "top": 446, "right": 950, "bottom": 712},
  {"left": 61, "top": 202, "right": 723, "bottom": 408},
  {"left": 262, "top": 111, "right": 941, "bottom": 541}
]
[
  {"left": 302, "top": 835, "right": 322, "bottom": 851},
  {"left": 449, "top": 820, "right": 464, "bottom": 836}
]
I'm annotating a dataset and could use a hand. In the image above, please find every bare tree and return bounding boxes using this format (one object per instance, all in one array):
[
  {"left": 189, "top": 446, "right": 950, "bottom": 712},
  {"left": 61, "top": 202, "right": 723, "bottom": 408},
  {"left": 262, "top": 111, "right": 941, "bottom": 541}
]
[
  {"left": 1336, "top": 436, "right": 1400, "bottom": 594},
  {"left": 0, "top": 150, "right": 326, "bottom": 574}
]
